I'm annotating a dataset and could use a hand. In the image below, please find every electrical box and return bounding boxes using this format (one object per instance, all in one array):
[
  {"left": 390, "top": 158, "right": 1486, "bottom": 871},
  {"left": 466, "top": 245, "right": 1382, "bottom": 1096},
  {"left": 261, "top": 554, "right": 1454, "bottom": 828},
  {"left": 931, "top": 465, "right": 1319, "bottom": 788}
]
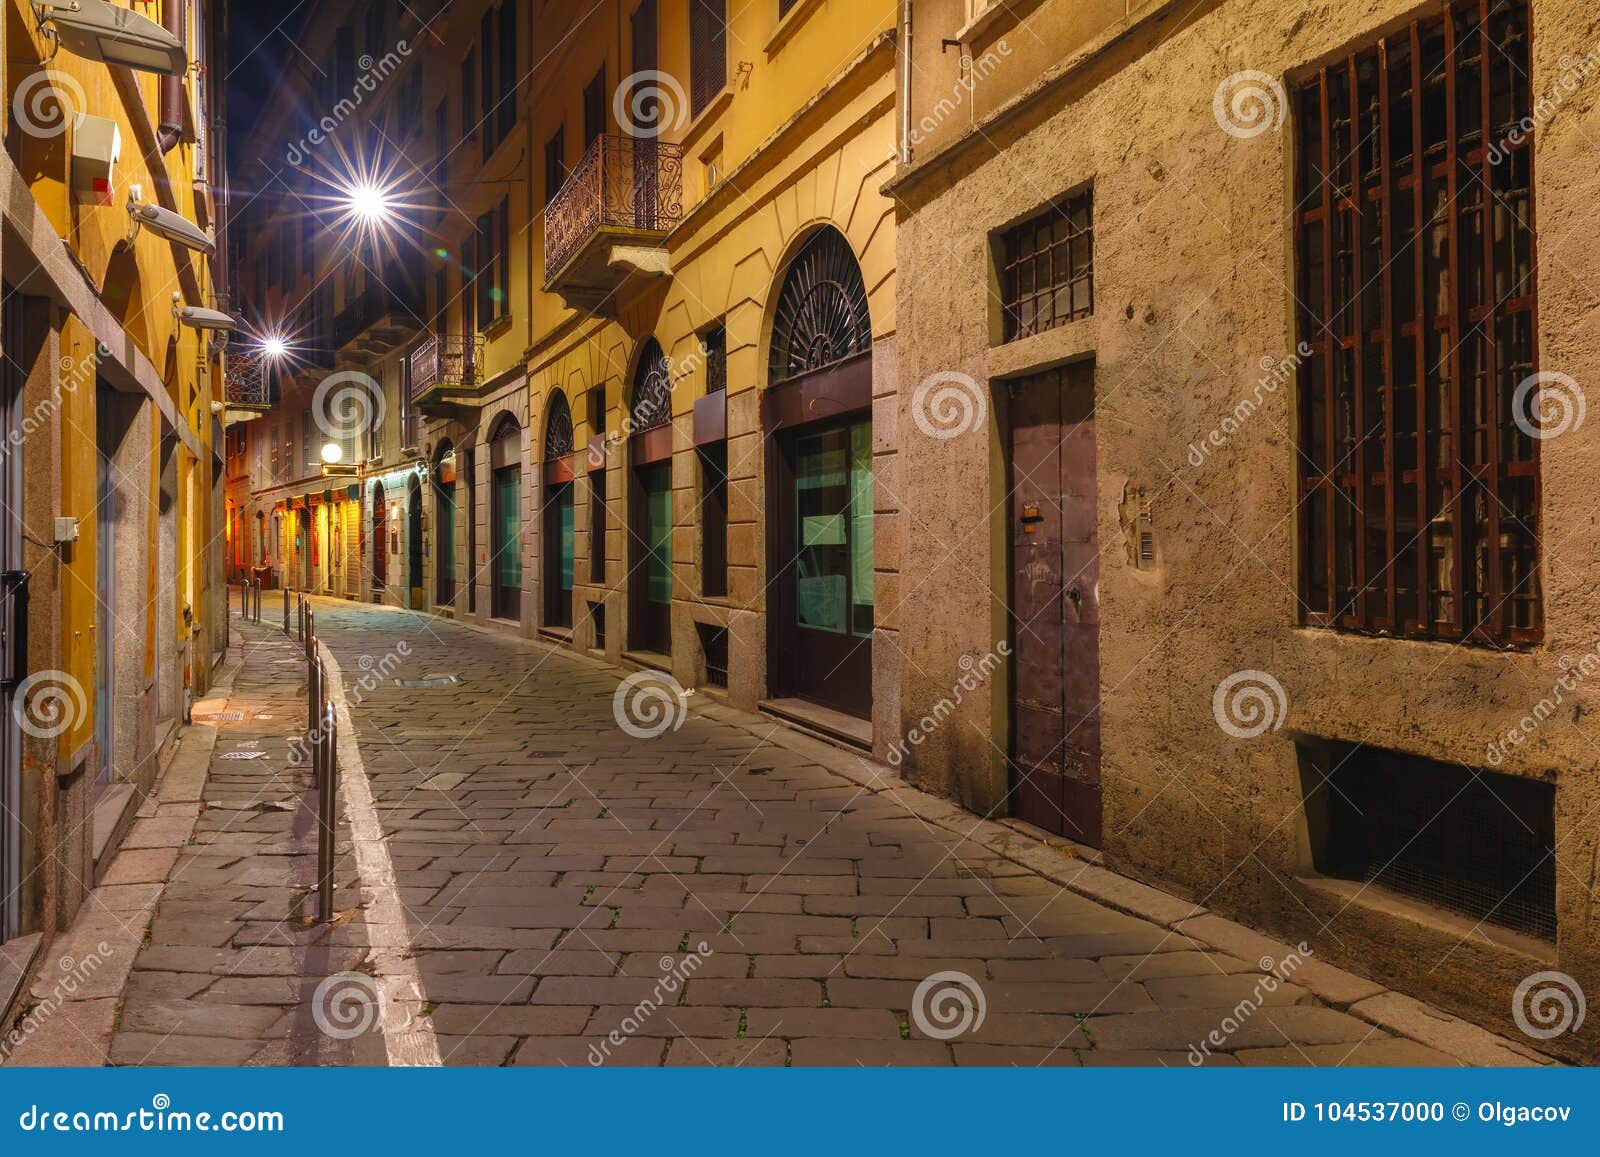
[
  {"left": 70, "top": 113, "right": 120, "bottom": 206},
  {"left": 54, "top": 517, "right": 80, "bottom": 544}
]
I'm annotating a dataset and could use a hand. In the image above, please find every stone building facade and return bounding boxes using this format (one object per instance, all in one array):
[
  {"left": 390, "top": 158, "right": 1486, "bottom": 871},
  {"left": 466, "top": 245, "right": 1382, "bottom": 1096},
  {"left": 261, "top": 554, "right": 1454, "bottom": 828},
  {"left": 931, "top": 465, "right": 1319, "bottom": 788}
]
[{"left": 890, "top": 0, "right": 1599, "bottom": 1061}]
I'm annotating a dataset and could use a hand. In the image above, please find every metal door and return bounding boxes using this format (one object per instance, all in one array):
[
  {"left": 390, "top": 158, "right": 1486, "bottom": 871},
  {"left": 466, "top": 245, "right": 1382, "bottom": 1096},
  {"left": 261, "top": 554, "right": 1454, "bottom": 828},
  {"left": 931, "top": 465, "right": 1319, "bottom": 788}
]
[{"left": 1007, "top": 362, "right": 1101, "bottom": 846}]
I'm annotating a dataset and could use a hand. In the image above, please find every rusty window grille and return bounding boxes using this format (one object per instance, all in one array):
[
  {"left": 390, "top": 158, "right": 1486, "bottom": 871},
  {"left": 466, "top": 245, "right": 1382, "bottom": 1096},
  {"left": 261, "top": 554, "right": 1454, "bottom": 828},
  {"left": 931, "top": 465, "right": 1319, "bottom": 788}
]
[
  {"left": 1295, "top": 0, "right": 1539, "bottom": 647},
  {"left": 999, "top": 189, "right": 1093, "bottom": 341},
  {"left": 690, "top": 0, "right": 727, "bottom": 117}
]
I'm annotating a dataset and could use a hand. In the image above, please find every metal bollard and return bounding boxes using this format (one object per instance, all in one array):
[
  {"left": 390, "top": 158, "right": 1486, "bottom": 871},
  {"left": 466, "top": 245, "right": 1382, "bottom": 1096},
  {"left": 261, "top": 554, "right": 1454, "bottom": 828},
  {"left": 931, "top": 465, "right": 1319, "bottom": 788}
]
[
  {"left": 317, "top": 696, "right": 337, "bottom": 923},
  {"left": 297, "top": 594, "right": 304, "bottom": 642},
  {"left": 283, "top": 585, "right": 290, "bottom": 634},
  {"left": 307, "top": 641, "right": 320, "bottom": 734},
  {"left": 239, "top": 580, "right": 247, "bottom": 618},
  {"left": 252, "top": 580, "right": 261, "bottom": 623}
]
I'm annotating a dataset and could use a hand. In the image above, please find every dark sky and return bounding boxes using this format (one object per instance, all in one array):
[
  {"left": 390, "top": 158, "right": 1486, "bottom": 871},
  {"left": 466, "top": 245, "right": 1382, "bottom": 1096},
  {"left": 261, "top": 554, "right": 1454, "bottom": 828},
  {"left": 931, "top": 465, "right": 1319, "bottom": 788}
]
[{"left": 225, "top": 1, "right": 311, "bottom": 170}]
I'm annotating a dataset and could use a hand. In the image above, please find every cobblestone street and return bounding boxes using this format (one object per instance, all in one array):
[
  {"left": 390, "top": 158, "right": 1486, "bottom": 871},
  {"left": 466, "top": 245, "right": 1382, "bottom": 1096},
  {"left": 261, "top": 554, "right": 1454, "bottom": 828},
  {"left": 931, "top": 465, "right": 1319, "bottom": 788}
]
[{"left": 12, "top": 595, "right": 1557, "bottom": 1067}]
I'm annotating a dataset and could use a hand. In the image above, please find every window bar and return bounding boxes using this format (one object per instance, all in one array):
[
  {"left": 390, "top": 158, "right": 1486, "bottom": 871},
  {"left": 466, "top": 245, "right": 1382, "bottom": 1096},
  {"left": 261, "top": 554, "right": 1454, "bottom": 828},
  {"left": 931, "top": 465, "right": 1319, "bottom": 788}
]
[
  {"left": 1442, "top": 11, "right": 1466, "bottom": 638},
  {"left": 1320, "top": 69, "right": 1339, "bottom": 619},
  {"left": 1346, "top": 55, "right": 1368, "bottom": 626},
  {"left": 1378, "top": 40, "right": 1398, "bottom": 630},
  {"left": 1410, "top": 22, "right": 1429, "bottom": 635},
  {"left": 1476, "top": 0, "right": 1503, "bottom": 639}
]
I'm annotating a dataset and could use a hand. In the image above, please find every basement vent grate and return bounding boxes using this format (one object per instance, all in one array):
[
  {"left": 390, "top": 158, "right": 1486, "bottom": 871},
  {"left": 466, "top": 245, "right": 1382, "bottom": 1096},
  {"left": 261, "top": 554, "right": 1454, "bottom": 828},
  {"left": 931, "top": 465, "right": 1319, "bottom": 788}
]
[{"left": 1300, "top": 740, "right": 1556, "bottom": 940}]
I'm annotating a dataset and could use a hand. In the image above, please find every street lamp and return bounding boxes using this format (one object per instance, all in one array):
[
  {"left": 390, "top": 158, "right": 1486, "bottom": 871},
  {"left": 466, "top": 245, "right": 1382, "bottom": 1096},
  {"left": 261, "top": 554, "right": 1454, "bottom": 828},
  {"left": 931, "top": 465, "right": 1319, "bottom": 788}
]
[
  {"left": 346, "top": 183, "right": 393, "bottom": 226},
  {"left": 321, "top": 442, "right": 343, "bottom": 465},
  {"left": 260, "top": 334, "right": 290, "bottom": 360}
]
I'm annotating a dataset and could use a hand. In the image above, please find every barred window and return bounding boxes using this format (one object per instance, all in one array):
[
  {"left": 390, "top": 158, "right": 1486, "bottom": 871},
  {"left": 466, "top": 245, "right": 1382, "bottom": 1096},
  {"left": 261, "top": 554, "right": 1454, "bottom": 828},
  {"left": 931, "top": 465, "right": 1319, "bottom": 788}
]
[
  {"left": 1295, "top": 0, "right": 1539, "bottom": 646},
  {"left": 999, "top": 190, "right": 1093, "bottom": 341}
]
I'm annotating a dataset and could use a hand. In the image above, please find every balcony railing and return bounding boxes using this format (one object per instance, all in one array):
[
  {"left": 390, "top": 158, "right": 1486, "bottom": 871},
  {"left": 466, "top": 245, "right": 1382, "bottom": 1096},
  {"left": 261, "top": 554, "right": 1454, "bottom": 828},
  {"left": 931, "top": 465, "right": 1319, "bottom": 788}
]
[
  {"left": 224, "top": 355, "right": 270, "bottom": 408},
  {"left": 410, "top": 333, "right": 485, "bottom": 400},
  {"left": 544, "top": 134, "right": 684, "bottom": 281},
  {"left": 334, "top": 279, "right": 426, "bottom": 353}
]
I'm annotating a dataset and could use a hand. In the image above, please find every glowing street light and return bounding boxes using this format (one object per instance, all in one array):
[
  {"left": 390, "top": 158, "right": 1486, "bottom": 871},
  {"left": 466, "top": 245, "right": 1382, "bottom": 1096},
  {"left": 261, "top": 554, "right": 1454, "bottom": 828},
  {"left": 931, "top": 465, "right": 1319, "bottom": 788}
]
[
  {"left": 321, "top": 442, "right": 343, "bottom": 465},
  {"left": 346, "top": 182, "right": 393, "bottom": 226},
  {"left": 260, "top": 334, "right": 290, "bottom": 359}
]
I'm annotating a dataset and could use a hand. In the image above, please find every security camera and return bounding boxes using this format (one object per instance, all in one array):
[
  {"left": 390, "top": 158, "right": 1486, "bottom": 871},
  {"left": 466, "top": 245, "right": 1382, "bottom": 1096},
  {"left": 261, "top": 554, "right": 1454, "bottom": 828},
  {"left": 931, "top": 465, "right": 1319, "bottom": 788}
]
[
  {"left": 128, "top": 197, "right": 215, "bottom": 256},
  {"left": 175, "top": 306, "right": 237, "bottom": 332},
  {"left": 32, "top": 0, "right": 186, "bottom": 77}
]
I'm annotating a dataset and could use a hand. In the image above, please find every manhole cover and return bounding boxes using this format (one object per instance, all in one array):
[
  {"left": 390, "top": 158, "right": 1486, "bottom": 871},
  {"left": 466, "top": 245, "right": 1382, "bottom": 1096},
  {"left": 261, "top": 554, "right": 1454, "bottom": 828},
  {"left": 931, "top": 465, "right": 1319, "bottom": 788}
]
[
  {"left": 394, "top": 675, "right": 461, "bottom": 687},
  {"left": 218, "top": 751, "right": 268, "bottom": 760}
]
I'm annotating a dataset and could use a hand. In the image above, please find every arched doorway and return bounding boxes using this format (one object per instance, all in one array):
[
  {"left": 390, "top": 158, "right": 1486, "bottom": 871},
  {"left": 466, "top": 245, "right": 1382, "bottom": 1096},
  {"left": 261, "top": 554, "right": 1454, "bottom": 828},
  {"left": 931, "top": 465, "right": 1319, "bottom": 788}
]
[
  {"left": 542, "top": 392, "right": 575, "bottom": 629},
  {"left": 488, "top": 413, "right": 523, "bottom": 621},
  {"left": 765, "top": 226, "right": 874, "bottom": 718},
  {"left": 434, "top": 442, "right": 457, "bottom": 607},
  {"left": 407, "top": 473, "right": 423, "bottom": 607},
  {"left": 628, "top": 340, "right": 673, "bottom": 657},
  {"left": 372, "top": 482, "right": 388, "bottom": 592}
]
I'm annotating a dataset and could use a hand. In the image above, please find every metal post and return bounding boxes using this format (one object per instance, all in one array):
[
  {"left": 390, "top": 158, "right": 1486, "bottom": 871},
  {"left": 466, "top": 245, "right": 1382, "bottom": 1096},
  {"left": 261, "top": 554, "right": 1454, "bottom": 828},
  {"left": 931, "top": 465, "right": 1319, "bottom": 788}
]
[
  {"left": 239, "top": 580, "right": 247, "bottom": 618},
  {"left": 317, "top": 694, "right": 337, "bottom": 923},
  {"left": 297, "top": 594, "right": 304, "bottom": 641},
  {"left": 283, "top": 585, "right": 290, "bottom": 634},
  {"left": 307, "top": 638, "right": 319, "bottom": 734}
]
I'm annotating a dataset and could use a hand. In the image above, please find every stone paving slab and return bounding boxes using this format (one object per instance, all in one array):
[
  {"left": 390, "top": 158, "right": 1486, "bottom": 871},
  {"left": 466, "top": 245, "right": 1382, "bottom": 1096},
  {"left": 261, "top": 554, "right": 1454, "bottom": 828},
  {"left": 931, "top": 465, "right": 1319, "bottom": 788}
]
[{"left": 290, "top": 596, "right": 1557, "bottom": 1069}]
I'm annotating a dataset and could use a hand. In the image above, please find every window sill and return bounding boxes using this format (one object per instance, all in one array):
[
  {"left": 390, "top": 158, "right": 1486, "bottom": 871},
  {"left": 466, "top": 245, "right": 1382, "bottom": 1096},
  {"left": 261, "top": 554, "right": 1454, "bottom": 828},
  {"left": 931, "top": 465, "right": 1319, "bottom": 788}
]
[
  {"left": 764, "top": 0, "right": 824, "bottom": 58},
  {"left": 954, "top": 0, "right": 1042, "bottom": 49},
  {"left": 1293, "top": 874, "right": 1555, "bottom": 962},
  {"left": 681, "top": 86, "right": 734, "bottom": 155}
]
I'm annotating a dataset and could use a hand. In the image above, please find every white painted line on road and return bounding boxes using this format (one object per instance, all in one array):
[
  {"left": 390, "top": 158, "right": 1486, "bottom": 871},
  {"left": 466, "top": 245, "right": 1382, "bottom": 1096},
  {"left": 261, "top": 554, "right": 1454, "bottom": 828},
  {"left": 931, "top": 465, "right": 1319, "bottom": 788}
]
[{"left": 318, "top": 642, "right": 443, "bottom": 1068}]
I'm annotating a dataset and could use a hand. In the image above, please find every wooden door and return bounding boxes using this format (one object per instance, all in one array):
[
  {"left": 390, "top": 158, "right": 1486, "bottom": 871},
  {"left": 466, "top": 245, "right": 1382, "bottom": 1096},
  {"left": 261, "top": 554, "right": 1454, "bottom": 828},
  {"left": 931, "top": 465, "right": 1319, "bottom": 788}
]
[{"left": 1007, "top": 362, "right": 1101, "bottom": 846}]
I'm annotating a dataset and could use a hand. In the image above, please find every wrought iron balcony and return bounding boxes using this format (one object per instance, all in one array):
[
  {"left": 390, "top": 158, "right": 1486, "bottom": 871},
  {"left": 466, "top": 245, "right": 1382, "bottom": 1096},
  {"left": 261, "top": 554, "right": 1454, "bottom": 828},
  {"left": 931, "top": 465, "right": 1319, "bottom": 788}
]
[
  {"left": 543, "top": 134, "right": 683, "bottom": 311},
  {"left": 223, "top": 354, "right": 271, "bottom": 421},
  {"left": 410, "top": 332, "right": 486, "bottom": 402}
]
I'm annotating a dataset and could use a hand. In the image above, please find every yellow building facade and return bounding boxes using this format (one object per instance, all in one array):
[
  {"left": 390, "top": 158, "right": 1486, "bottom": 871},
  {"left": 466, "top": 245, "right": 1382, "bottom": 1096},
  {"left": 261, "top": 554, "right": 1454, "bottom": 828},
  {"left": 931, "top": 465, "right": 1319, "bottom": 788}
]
[{"left": 0, "top": 0, "right": 229, "bottom": 972}]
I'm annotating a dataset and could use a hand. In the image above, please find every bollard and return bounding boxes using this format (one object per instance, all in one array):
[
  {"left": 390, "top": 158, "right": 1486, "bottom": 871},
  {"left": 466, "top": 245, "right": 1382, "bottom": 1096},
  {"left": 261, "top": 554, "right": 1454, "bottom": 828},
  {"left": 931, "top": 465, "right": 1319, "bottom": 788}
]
[
  {"left": 297, "top": 594, "right": 304, "bottom": 642},
  {"left": 307, "top": 641, "right": 320, "bottom": 734},
  {"left": 252, "top": 580, "right": 261, "bottom": 623},
  {"left": 283, "top": 585, "right": 290, "bottom": 634},
  {"left": 317, "top": 696, "right": 337, "bottom": 923},
  {"left": 239, "top": 580, "right": 247, "bottom": 618}
]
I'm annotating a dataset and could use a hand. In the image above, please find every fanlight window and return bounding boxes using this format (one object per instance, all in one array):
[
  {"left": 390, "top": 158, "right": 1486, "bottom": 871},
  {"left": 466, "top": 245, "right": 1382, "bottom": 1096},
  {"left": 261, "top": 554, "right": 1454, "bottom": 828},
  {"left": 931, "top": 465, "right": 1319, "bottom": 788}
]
[
  {"left": 630, "top": 338, "right": 673, "bottom": 433},
  {"left": 768, "top": 227, "right": 871, "bottom": 385},
  {"left": 544, "top": 391, "right": 574, "bottom": 459}
]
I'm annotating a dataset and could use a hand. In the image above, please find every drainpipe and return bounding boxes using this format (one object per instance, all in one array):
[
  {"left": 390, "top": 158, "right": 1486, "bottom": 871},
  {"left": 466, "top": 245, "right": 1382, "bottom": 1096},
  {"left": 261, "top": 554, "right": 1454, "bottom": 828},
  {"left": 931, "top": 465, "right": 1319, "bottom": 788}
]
[
  {"left": 158, "top": 0, "right": 185, "bottom": 153},
  {"left": 899, "top": 0, "right": 913, "bottom": 164}
]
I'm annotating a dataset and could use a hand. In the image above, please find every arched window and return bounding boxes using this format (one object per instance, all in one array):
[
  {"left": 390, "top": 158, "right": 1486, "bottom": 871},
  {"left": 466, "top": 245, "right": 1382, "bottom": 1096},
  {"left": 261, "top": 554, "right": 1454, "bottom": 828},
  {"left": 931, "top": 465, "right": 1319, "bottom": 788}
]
[
  {"left": 630, "top": 339, "right": 672, "bottom": 432},
  {"left": 768, "top": 226, "right": 871, "bottom": 385},
  {"left": 544, "top": 391, "right": 574, "bottom": 459}
]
